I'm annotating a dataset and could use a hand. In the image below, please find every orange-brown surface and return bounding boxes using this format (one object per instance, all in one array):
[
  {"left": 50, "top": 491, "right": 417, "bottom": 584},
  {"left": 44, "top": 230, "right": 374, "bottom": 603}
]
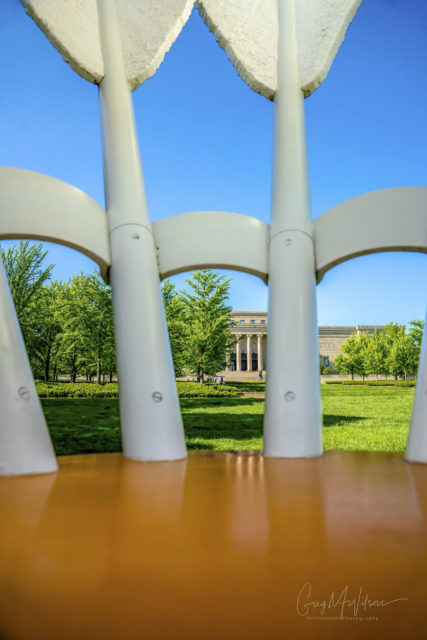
[{"left": 1, "top": 450, "right": 426, "bottom": 639}]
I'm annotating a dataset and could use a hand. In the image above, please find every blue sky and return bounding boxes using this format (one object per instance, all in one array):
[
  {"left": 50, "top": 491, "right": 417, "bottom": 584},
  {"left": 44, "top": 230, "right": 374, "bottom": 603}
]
[{"left": 1, "top": 0, "right": 426, "bottom": 326}]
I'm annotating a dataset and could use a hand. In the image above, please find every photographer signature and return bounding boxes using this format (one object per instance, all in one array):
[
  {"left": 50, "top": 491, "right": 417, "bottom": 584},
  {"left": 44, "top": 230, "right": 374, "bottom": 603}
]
[{"left": 296, "top": 582, "right": 408, "bottom": 621}]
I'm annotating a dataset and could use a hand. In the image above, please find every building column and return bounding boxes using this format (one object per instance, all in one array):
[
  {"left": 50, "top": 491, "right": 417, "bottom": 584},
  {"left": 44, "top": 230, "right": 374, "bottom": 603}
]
[
  {"left": 235, "top": 335, "right": 241, "bottom": 372},
  {"left": 257, "top": 334, "right": 263, "bottom": 372},
  {"left": 246, "top": 335, "right": 251, "bottom": 371}
]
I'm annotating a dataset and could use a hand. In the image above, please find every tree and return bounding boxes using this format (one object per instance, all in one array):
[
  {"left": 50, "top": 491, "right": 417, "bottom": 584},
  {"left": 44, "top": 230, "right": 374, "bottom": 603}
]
[
  {"left": 334, "top": 334, "right": 368, "bottom": 380},
  {"left": 0, "top": 241, "right": 53, "bottom": 351},
  {"left": 162, "top": 279, "right": 189, "bottom": 377},
  {"left": 387, "top": 331, "right": 417, "bottom": 381},
  {"left": 60, "top": 273, "right": 114, "bottom": 383},
  {"left": 408, "top": 319, "right": 425, "bottom": 374},
  {"left": 27, "top": 281, "right": 64, "bottom": 381},
  {"left": 365, "top": 330, "right": 390, "bottom": 380},
  {"left": 181, "top": 270, "right": 234, "bottom": 382}
]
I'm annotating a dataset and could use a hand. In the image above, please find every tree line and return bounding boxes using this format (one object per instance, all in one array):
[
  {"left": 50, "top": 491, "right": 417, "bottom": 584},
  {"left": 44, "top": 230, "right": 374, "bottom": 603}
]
[
  {"left": 0, "top": 242, "right": 234, "bottom": 383},
  {"left": 332, "top": 321, "right": 424, "bottom": 380},
  {"left": 1, "top": 242, "right": 115, "bottom": 383},
  {"left": 3, "top": 241, "right": 423, "bottom": 384}
]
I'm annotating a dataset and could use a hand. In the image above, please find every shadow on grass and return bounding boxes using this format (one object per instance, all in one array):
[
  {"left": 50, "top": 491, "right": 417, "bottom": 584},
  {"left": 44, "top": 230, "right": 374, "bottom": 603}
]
[
  {"left": 185, "top": 440, "right": 216, "bottom": 450},
  {"left": 43, "top": 397, "right": 267, "bottom": 455},
  {"left": 181, "top": 397, "right": 264, "bottom": 448},
  {"left": 323, "top": 414, "right": 367, "bottom": 428},
  {"left": 42, "top": 397, "right": 367, "bottom": 456},
  {"left": 179, "top": 397, "right": 263, "bottom": 409},
  {"left": 42, "top": 398, "right": 122, "bottom": 455},
  {"left": 225, "top": 381, "right": 265, "bottom": 392}
]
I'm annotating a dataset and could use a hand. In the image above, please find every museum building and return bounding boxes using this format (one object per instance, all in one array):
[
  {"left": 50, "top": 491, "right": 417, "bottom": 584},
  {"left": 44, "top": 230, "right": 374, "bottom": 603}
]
[{"left": 228, "top": 311, "right": 383, "bottom": 373}]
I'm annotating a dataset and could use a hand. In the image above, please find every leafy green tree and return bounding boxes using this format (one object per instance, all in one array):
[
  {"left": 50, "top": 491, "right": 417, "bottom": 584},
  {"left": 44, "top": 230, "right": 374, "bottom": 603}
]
[
  {"left": 60, "top": 273, "right": 114, "bottom": 383},
  {"left": 380, "top": 323, "right": 403, "bottom": 379},
  {"left": 181, "top": 270, "right": 234, "bottom": 382},
  {"left": 408, "top": 319, "right": 425, "bottom": 374},
  {"left": 58, "top": 279, "right": 87, "bottom": 382},
  {"left": 0, "top": 243, "right": 118, "bottom": 382},
  {"left": 383, "top": 322, "right": 402, "bottom": 348},
  {"left": 0, "top": 241, "right": 53, "bottom": 351},
  {"left": 334, "top": 334, "right": 369, "bottom": 380},
  {"left": 387, "top": 331, "right": 417, "bottom": 381},
  {"left": 162, "top": 279, "right": 189, "bottom": 377},
  {"left": 365, "top": 330, "right": 390, "bottom": 380},
  {"left": 27, "top": 281, "right": 64, "bottom": 381}
]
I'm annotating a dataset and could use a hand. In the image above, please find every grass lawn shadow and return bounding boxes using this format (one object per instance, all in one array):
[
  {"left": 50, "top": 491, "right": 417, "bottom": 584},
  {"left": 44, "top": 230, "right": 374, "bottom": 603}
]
[
  {"left": 323, "top": 414, "right": 367, "bottom": 428},
  {"left": 224, "top": 381, "right": 265, "bottom": 392},
  {"left": 42, "top": 387, "right": 410, "bottom": 455}
]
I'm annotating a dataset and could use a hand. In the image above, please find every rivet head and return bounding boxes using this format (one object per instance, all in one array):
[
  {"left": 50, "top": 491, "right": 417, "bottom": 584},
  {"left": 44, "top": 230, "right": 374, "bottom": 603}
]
[
  {"left": 18, "top": 386, "right": 31, "bottom": 401},
  {"left": 131, "top": 233, "right": 140, "bottom": 239},
  {"left": 284, "top": 238, "right": 293, "bottom": 246},
  {"left": 285, "top": 391, "right": 295, "bottom": 401},
  {"left": 152, "top": 391, "right": 163, "bottom": 402}
]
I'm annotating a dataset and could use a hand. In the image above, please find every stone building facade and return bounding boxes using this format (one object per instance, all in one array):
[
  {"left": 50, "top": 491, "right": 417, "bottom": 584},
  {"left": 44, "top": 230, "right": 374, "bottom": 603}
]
[{"left": 228, "top": 311, "right": 382, "bottom": 372}]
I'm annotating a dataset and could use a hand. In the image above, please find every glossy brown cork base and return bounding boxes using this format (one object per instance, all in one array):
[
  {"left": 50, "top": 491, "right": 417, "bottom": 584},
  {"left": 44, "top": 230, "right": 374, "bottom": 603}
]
[{"left": 1, "top": 450, "right": 426, "bottom": 639}]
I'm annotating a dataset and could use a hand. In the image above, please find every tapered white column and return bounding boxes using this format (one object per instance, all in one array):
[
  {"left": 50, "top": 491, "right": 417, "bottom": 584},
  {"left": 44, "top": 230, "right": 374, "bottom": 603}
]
[
  {"left": 236, "top": 335, "right": 241, "bottom": 372},
  {"left": 0, "top": 263, "right": 58, "bottom": 476},
  {"left": 406, "top": 312, "right": 427, "bottom": 463},
  {"left": 257, "top": 334, "right": 263, "bottom": 372},
  {"left": 263, "top": 0, "right": 322, "bottom": 458},
  {"left": 246, "top": 335, "right": 251, "bottom": 371},
  {"left": 97, "top": 0, "right": 186, "bottom": 461}
]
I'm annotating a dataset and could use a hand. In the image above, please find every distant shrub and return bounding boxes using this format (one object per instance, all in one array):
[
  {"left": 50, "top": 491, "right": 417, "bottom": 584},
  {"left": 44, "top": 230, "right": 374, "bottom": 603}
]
[
  {"left": 324, "top": 380, "right": 416, "bottom": 387},
  {"left": 177, "top": 382, "right": 239, "bottom": 397},
  {"left": 224, "top": 381, "right": 265, "bottom": 392},
  {"left": 35, "top": 381, "right": 240, "bottom": 398},
  {"left": 36, "top": 382, "right": 119, "bottom": 398}
]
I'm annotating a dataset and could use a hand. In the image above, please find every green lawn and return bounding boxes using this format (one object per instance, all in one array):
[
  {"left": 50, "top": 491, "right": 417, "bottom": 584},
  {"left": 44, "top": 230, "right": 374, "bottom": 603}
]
[
  {"left": 322, "top": 384, "right": 413, "bottom": 451},
  {"left": 41, "top": 384, "right": 414, "bottom": 456}
]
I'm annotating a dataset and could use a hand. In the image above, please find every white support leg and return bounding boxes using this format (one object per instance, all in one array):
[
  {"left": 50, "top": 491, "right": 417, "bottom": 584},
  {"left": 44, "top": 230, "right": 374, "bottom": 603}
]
[
  {"left": 406, "top": 312, "right": 427, "bottom": 463},
  {"left": 263, "top": 0, "right": 322, "bottom": 458},
  {"left": 97, "top": 0, "right": 186, "bottom": 461},
  {"left": 0, "top": 263, "right": 57, "bottom": 476}
]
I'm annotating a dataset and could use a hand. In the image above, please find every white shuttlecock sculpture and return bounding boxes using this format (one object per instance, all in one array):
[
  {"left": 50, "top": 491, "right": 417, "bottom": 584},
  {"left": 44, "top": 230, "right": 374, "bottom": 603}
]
[{"left": 0, "top": 0, "right": 423, "bottom": 473}]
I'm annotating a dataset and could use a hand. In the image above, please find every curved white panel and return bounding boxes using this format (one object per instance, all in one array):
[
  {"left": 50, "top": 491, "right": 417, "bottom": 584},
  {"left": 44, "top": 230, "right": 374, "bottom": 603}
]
[
  {"left": 152, "top": 212, "right": 269, "bottom": 282},
  {"left": 314, "top": 187, "right": 427, "bottom": 283},
  {"left": 0, "top": 168, "right": 111, "bottom": 282}
]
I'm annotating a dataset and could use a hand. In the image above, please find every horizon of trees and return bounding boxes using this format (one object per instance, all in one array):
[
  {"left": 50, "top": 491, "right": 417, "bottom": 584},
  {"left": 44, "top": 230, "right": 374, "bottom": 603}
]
[
  {"left": 1, "top": 241, "right": 115, "bottom": 383},
  {"left": 332, "top": 321, "right": 424, "bottom": 380},
  {"left": 1, "top": 241, "right": 425, "bottom": 383},
  {"left": 0, "top": 242, "right": 234, "bottom": 383}
]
